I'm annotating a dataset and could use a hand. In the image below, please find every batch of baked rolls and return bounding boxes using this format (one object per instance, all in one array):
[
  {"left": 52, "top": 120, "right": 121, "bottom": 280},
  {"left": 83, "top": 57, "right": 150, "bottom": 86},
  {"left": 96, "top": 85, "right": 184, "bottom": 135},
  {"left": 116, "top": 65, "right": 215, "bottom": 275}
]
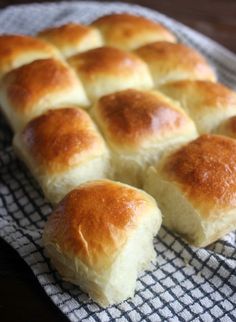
[{"left": 1, "top": 12, "right": 236, "bottom": 307}]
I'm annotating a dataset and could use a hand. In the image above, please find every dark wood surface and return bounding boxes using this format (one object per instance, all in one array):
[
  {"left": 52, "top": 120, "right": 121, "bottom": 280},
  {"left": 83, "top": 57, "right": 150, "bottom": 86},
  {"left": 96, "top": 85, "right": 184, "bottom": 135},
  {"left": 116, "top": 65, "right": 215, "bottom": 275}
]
[{"left": 0, "top": 1, "right": 235, "bottom": 322}]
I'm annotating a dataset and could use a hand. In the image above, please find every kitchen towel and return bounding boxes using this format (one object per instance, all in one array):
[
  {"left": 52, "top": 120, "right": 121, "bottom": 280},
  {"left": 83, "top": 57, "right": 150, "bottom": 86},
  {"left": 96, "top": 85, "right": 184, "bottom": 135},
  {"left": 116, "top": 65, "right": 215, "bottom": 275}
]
[{"left": 0, "top": 2, "right": 235, "bottom": 321}]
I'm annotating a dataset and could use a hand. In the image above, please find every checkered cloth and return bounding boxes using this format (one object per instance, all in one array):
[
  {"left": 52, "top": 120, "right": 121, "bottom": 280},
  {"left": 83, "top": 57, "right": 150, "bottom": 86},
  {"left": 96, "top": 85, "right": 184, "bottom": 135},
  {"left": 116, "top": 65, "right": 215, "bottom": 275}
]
[{"left": 0, "top": 2, "right": 236, "bottom": 321}]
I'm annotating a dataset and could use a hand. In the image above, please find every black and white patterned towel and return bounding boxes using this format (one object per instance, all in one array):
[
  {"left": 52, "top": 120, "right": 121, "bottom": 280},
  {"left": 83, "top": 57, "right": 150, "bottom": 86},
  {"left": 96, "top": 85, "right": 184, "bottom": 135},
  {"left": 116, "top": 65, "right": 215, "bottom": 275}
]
[{"left": 0, "top": 2, "right": 235, "bottom": 321}]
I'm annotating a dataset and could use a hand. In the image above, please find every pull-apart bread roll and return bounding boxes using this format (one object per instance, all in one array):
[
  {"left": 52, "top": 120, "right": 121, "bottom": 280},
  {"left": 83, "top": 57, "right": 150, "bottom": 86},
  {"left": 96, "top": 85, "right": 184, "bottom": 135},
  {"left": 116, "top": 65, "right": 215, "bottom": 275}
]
[
  {"left": 91, "top": 89, "right": 198, "bottom": 187},
  {"left": 0, "top": 34, "right": 61, "bottom": 78},
  {"left": 160, "top": 80, "right": 236, "bottom": 134},
  {"left": 13, "top": 108, "right": 110, "bottom": 204},
  {"left": 144, "top": 134, "right": 236, "bottom": 247},
  {"left": 0, "top": 58, "right": 89, "bottom": 132},
  {"left": 67, "top": 46, "right": 153, "bottom": 102},
  {"left": 135, "top": 42, "right": 216, "bottom": 87},
  {"left": 91, "top": 13, "right": 176, "bottom": 51},
  {"left": 214, "top": 115, "right": 236, "bottom": 138},
  {"left": 38, "top": 23, "right": 103, "bottom": 58},
  {"left": 43, "top": 179, "right": 162, "bottom": 307}
]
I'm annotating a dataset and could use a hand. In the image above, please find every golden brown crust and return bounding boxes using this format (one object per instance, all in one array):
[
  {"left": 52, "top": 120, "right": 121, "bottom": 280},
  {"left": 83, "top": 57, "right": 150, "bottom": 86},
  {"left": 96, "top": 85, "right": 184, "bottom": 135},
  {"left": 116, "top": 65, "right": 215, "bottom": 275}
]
[
  {"left": 0, "top": 34, "right": 60, "bottom": 75},
  {"left": 91, "top": 13, "right": 176, "bottom": 49},
  {"left": 43, "top": 180, "right": 155, "bottom": 270},
  {"left": 223, "top": 116, "right": 236, "bottom": 135},
  {"left": 38, "top": 23, "right": 102, "bottom": 56},
  {"left": 94, "top": 89, "right": 190, "bottom": 150},
  {"left": 39, "top": 23, "right": 93, "bottom": 45},
  {"left": 21, "top": 108, "right": 105, "bottom": 173},
  {"left": 216, "top": 116, "right": 236, "bottom": 138},
  {"left": 227, "top": 117, "right": 236, "bottom": 134},
  {"left": 2, "top": 58, "right": 82, "bottom": 113},
  {"left": 162, "top": 134, "right": 236, "bottom": 216},
  {"left": 68, "top": 46, "right": 146, "bottom": 77},
  {"left": 135, "top": 42, "right": 216, "bottom": 83},
  {"left": 160, "top": 80, "right": 236, "bottom": 109}
]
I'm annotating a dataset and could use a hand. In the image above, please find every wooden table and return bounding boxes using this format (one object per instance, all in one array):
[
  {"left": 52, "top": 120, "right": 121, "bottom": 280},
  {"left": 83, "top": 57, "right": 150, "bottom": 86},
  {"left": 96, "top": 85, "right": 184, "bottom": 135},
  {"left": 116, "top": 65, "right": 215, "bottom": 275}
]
[{"left": 0, "top": 1, "right": 235, "bottom": 322}]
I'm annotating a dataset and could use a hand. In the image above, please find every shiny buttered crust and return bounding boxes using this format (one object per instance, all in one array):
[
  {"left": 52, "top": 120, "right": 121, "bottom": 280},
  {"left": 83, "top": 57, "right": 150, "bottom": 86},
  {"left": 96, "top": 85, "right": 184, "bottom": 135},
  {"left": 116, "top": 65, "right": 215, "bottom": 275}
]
[
  {"left": 67, "top": 46, "right": 153, "bottom": 102},
  {"left": 43, "top": 179, "right": 162, "bottom": 306},
  {"left": 91, "top": 13, "right": 176, "bottom": 50},
  {"left": 135, "top": 42, "right": 216, "bottom": 86},
  {"left": 38, "top": 23, "right": 103, "bottom": 57},
  {"left": 92, "top": 88, "right": 197, "bottom": 151},
  {"left": 13, "top": 108, "right": 110, "bottom": 203},
  {"left": 144, "top": 134, "right": 236, "bottom": 247},
  {"left": 91, "top": 89, "right": 197, "bottom": 187},
  {"left": 160, "top": 80, "right": 236, "bottom": 134},
  {"left": 0, "top": 34, "right": 61, "bottom": 78},
  {"left": 0, "top": 58, "right": 90, "bottom": 132}
]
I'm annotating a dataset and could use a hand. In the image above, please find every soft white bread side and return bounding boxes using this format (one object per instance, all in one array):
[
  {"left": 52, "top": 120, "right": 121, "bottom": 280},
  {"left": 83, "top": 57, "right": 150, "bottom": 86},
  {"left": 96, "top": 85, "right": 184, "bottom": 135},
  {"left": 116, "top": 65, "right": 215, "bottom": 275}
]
[
  {"left": 67, "top": 46, "right": 153, "bottom": 102},
  {"left": 91, "top": 89, "right": 198, "bottom": 187},
  {"left": 0, "top": 58, "right": 89, "bottom": 132},
  {"left": 0, "top": 34, "right": 61, "bottom": 78},
  {"left": 13, "top": 108, "right": 110, "bottom": 204},
  {"left": 91, "top": 13, "right": 176, "bottom": 50},
  {"left": 135, "top": 42, "right": 216, "bottom": 87},
  {"left": 38, "top": 23, "right": 103, "bottom": 57},
  {"left": 144, "top": 134, "right": 236, "bottom": 247},
  {"left": 43, "top": 179, "right": 162, "bottom": 307},
  {"left": 159, "top": 80, "right": 236, "bottom": 134}
]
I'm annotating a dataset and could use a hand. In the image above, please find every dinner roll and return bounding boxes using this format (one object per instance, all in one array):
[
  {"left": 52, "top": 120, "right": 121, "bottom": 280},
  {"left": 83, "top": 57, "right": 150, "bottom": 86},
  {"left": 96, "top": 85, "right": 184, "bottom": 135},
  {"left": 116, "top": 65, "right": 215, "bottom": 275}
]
[
  {"left": 215, "top": 115, "right": 236, "bottom": 138},
  {"left": 67, "top": 46, "right": 153, "bottom": 102},
  {"left": 38, "top": 23, "right": 103, "bottom": 58},
  {"left": 135, "top": 42, "right": 216, "bottom": 86},
  {"left": 13, "top": 108, "right": 110, "bottom": 204},
  {"left": 0, "top": 58, "right": 89, "bottom": 132},
  {"left": 144, "top": 134, "right": 236, "bottom": 247},
  {"left": 91, "top": 13, "right": 176, "bottom": 50},
  {"left": 160, "top": 80, "right": 236, "bottom": 134},
  {"left": 0, "top": 34, "right": 61, "bottom": 78},
  {"left": 43, "top": 179, "right": 162, "bottom": 307},
  {"left": 91, "top": 89, "right": 198, "bottom": 187}
]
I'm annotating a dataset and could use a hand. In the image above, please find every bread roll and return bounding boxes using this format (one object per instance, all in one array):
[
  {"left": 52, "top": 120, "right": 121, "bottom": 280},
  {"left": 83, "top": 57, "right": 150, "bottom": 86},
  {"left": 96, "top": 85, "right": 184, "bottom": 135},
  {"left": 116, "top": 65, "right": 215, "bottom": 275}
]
[
  {"left": 214, "top": 115, "right": 236, "bottom": 138},
  {"left": 43, "top": 179, "right": 162, "bottom": 307},
  {"left": 0, "top": 58, "right": 89, "bottom": 132},
  {"left": 160, "top": 80, "right": 236, "bottom": 134},
  {"left": 67, "top": 46, "right": 153, "bottom": 102},
  {"left": 13, "top": 108, "right": 110, "bottom": 204},
  {"left": 38, "top": 23, "right": 103, "bottom": 58},
  {"left": 0, "top": 34, "right": 61, "bottom": 78},
  {"left": 144, "top": 134, "right": 236, "bottom": 247},
  {"left": 91, "top": 89, "right": 198, "bottom": 187},
  {"left": 91, "top": 13, "right": 176, "bottom": 50},
  {"left": 135, "top": 42, "right": 216, "bottom": 86}
]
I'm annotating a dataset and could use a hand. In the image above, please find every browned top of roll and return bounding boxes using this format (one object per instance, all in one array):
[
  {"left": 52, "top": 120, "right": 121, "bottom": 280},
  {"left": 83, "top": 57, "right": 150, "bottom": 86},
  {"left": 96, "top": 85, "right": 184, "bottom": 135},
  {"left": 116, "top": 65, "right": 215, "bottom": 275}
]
[
  {"left": 21, "top": 108, "right": 107, "bottom": 174},
  {"left": 161, "top": 134, "right": 236, "bottom": 216},
  {"left": 39, "top": 23, "right": 93, "bottom": 44},
  {"left": 43, "top": 179, "right": 157, "bottom": 270},
  {"left": 68, "top": 46, "right": 147, "bottom": 76},
  {"left": 38, "top": 23, "right": 103, "bottom": 57},
  {"left": 2, "top": 58, "right": 82, "bottom": 113},
  {"left": 0, "top": 34, "right": 60, "bottom": 75},
  {"left": 160, "top": 80, "right": 236, "bottom": 109},
  {"left": 135, "top": 41, "right": 216, "bottom": 83},
  {"left": 227, "top": 116, "right": 236, "bottom": 133},
  {"left": 93, "top": 89, "right": 193, "bottom": 151},
  {"left": 216, "top": 115, "right": 236, "bottom": 139},
  {"left": 91, "top": 13, "right": 176, "bottom": 50}
]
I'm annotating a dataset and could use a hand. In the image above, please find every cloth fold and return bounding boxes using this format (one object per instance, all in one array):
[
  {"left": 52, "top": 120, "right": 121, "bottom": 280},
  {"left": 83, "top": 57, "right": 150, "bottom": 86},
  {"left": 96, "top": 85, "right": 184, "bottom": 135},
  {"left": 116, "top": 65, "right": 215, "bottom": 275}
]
[{"left": 0, "top": 2, "right": 235, "bottom": 321}]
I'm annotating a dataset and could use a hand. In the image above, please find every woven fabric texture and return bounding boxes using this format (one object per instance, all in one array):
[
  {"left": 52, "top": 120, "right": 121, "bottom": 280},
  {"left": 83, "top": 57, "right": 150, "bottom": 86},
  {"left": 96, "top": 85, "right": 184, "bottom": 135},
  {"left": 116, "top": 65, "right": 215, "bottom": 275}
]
[{"left": 0, "top": 2, "right": 236, "bottom": 321}]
